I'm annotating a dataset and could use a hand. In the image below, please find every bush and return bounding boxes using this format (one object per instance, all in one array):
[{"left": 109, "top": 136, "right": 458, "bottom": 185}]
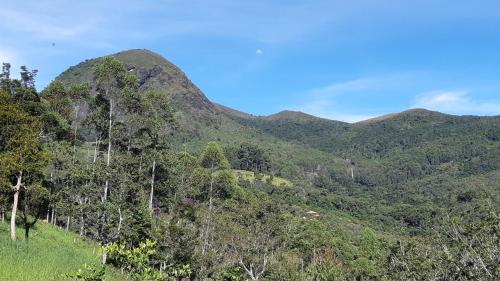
[{"left": 67, "top": 264, "right": 105, "bottom": 281}]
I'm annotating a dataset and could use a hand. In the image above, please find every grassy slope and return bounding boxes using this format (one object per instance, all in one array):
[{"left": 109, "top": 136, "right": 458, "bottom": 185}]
[
  {"left": 0, "top": 222, "right": 126, "bottom": 281},
  {"left": 234, "top": 169, "right": 293, "bottom": 187}
]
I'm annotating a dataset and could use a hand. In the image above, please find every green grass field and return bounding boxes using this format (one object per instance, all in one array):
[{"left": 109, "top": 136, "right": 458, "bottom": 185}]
[
  {"left": 234, "top": 170, "right": 293, "bottom": 187},
  {"left": 0, "top": 222, "right": 126, "bottom": 281}
]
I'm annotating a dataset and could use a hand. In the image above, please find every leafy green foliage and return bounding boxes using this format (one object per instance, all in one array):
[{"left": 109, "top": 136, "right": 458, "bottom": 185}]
[
  {"left": 226, "top": 142, "right": 272, "bottom": 172},
  {"left": 68, "top": 264, "right": 106, "bottom": 281},
  {"left": 2, "top": 50, "right": 499, "bottom": 280},
  {"left": 200, "top": 142, "right": 230, "bottom": 170},
  {"left": 386, "top": 207, "right": 500, "bottom": 280},
  {"left": 105, "top": 240, "right": 191, "bottom": 281}
]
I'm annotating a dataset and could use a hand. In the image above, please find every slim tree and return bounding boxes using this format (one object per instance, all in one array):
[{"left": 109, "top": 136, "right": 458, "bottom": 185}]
[
  {"left": 198, "top": 141, "right": 230, "bottom": 254},
  {"left": 94, "top": 56, "right": 136, "bottom": 202},
  {"left": 138, "top": 91, "right": 175, "bottom": 210}
]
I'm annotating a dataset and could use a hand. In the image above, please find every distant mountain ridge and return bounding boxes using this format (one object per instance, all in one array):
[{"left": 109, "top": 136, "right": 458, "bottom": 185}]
[
  {"left": 56, "top": 49, "right": 492, "bottom": 125},
  {"left": 53, "top": 49, "right": 500, "bottom": 188},
  {"left": 357, "top": 108, "right": 445, "bottom": 124}
]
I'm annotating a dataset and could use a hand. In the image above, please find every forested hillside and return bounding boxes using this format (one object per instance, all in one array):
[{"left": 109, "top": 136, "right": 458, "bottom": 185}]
[{"left": 0, "top": 50, "right": 498, "bottom": 280}]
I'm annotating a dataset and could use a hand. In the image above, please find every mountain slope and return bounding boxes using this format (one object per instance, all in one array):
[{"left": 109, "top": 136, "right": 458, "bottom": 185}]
[
  {"left": 57, "top": 49, "right": 214, "bottom": 113},
  {"left": 55, "top": 49, "right": 350, "bottom": 179}
]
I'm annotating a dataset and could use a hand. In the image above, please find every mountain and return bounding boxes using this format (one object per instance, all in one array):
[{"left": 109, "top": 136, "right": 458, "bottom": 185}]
[
  {"left": 357, "top": 108, "right": 445, "bottom": 124},
  {"left": 3, "top": 48, "right": 499, "bottom": 280},
  {"left": 57, "top": 49, "right": 215, "bottom": 114},
  {"left": 55, "top": 49, "right": 500, "bottom": 186},
  {"left": 56, "top": 49, "right": 349, "bottom": 178}
]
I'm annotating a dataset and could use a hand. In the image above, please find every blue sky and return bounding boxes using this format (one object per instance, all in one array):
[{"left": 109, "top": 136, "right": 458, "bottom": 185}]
[{"left": 1, "top": 0, "right": 500, "bottom": 122}]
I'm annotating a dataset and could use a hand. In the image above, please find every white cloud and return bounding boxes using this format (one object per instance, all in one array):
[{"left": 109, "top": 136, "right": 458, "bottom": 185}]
[
  {"left": 287, "top": 75, "right": 411, "bottom": 123},
  {"left": 306, "top": 78, "right": 373, "bottom": 96},
  {"left": 317, "top": 112, "right": 375, "bottom": 123},
  {"left": 255, "top": 49, "right": 263, "bottom": 55},
  {"left": 291, "top": 95, "right": 375, "bottom": 123},
  {"left": 413, "top": 90, "right": 500, "bottom": 115}
]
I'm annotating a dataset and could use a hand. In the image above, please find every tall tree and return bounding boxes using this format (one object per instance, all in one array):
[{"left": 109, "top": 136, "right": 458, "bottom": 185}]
[
  {"left": 94, "top": 56, "right": 137, "bottom": 202},
  {"left": 198, "top": 141, "right": 230, "bottom": 254},
  {"left": 138, "top": 91, "right": 175, "bottom": 210},
  {"left": 41, "top": 82, "right": 90, "bottom": 157},
  {"left": 0, "top": 92, "right": 47, "bottom": 240}
]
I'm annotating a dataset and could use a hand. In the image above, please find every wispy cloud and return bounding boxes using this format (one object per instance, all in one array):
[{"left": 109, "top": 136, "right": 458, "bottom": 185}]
[
  {"left": 413, "top": 90, "right": 500, "bottom": 115},
  {"left": 306, "top": 78, "right": 373, "bottom": 96},
  {"left": 6, "top": 0, "right": 493, "bottom": 48},
  {"left": 288, "top": 75, "right": 415, "bottom": 122},
  {"left": 292, "top": 79, "right": 374, "bottom": 122},
  {"left": 1, "top": 0, "right": 499, "bottom": 112}
]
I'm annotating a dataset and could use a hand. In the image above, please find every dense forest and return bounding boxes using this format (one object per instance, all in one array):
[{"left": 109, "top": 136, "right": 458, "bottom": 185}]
[{"left": 0, "top": 49, "right": 499, "bottom": 280}]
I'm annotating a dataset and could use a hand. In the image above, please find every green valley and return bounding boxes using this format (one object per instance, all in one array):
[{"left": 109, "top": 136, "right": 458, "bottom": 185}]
[{"left": 0, "top": 49, "right": 498, "bottom": 280}]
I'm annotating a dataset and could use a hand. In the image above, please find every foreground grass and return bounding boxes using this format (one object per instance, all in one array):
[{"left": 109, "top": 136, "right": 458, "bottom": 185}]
[{"left": 0, "top": 222, "right": 126, "bottom": 281}]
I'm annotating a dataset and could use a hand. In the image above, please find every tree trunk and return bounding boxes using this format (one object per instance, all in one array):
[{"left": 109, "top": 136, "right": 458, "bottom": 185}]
[
  {"left": 103, "top": 99, "right": 113, "bottom": 202},
  {"left": 80, "top": 214, "right": 85, "bottom": 236},
  {"left": 202, "top": 164, "right": 215, "bottom": 254},
  {"left": 24, "top": 226, "right": 29, "bottom": 240},
  {"left": 117, "top": 207, "right": 123, "bottom": 237},
  {"left": 86, "top": 148, "right": 90, "bottom": 169},
  {"left": 102, "top": 250, "right": 107, "bottom": 264},
  {"left": 10, "top": 171, "right": 22, "bottom": 241},
  {"left": 66, "top": 216, "right": 70, "bottom": 231},
  {"left": 149, "top": 159, "right": 156, "bottom": 210},
  {"left": 240, "top": 255, "right": 268, "bottom": 281},
  {"left": 22, "top": 202, "right": 36, "bottom": 241},
  {"left": 90, "top": 137, "right": 100, "bottom": 186},
  {"left": 93, "top": 137, "right": 99, "bottom": 164},
  {"left": 51, "top": 207, "right": 55, "bottom": 225},
  {"left": 139, "top": 153, "right": 143, "bottom": 173},
  {"left": 208, "top": 176, "right": 214, "bottom": 212},
  {"left": 72, "top": 106, "right": 79, "bottom": 164},
  {"left": 79, "top": 197, "right": 85, "bottom": 236},
  {"left": 47, "top": 171, "right": 53, "bottom": 223}
]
